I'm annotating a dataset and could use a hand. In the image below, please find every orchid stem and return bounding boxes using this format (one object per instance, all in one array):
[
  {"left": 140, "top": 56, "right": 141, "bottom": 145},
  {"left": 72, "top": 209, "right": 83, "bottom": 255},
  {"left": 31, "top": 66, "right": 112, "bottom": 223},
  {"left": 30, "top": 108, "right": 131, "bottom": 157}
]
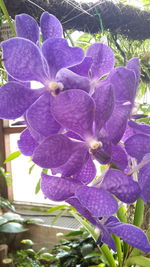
[
  {"left": 133, "top": 198, "right": 144, "bottom": 227},
  {"left": 0, "top": 0, "right": 16, "bottom": 35}
]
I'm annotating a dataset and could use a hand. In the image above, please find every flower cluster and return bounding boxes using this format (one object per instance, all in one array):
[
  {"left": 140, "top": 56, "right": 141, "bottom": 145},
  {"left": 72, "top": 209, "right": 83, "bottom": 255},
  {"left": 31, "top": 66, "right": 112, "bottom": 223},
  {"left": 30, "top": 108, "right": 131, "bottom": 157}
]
[{"left": 0, "top": 12, "right": 150, "bottom": 253}]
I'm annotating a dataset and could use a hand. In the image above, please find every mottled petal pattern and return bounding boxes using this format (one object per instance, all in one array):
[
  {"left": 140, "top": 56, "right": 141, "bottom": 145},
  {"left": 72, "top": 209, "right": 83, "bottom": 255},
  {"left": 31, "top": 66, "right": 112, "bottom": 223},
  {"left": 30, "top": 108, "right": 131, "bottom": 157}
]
[
  {"left": 18, "top": 128, "right": 38, "bottom": 156},
  {"left": 76, "top": 186, "right": 118, "bottom": 217},
  {"left": 56, "top": 68, "right": 90, "bottom": 92},
  {"left": 51, "top": 90, "right": 95, "bottom": 138},
  {"left": 139, "top": 162, "right": 150, "bottom": 202},
  {"left": 74, "top": 155, "right": 96, "bottom": 184},
  {"left": 0, "top": 82, "right": 42, "bottom": 119},
  {"left": 107, "top": 67, "right": 136, "bottom": 103},
  {"left": 69, "top": 57, "right": 93, "bottom": 77},
  {"left": 15, "top": 14, "right": 39, "bottom": 43},
  {"left": 100, "top": 230, "right": 116, "bottom": 251},
  {"left": 2, "top": 38, "right": 48, "bottom": 83},
  {"left": 42, "top": 38, "right": 84, "bottom": 79},
  {"left": 126, "top": 57, "right": 140, "bottom": 90},
  {"left": 32, "top": 134, "right": 74, "bottom": 168},
  {"left": 41, "top": 173, "right": 82, "bottom": 201},
  {"left": 26, "top": 92, "right": 60, "bottom": 137},
  {"left": 93, "top": 83, "right": 114, "bottom": 132},
  {"left": 106, "top": 102, "right": 132, "bottom": 144},
  {"left": 108, "top": 223, "right": 150, "bottom": 253},
  {"left": 101, "top": 169, "right": 140, "bottom": 203},
  {"left": 86, "top": 43, "right": 115, "bottom": 79},
  {"left": 125, "top": 134, "right": 150, "bottom": 161},
  {"left": 40, "top": 12, "right": 63, "bottom": 41},
  {"left": 128, "top": 120, "right": 150, "bottom": 135},
  {"left": 92, "top": 129, "right": 112, "bottom": 164},
  {"left": 111, "top": 144, "right": 128, "bottom": 170},
  {"left": 58, "top": 144, "right": 88, "bottom": 177},
  {"left": 67, "top": 197, "right": 98, "bottom": 226}
]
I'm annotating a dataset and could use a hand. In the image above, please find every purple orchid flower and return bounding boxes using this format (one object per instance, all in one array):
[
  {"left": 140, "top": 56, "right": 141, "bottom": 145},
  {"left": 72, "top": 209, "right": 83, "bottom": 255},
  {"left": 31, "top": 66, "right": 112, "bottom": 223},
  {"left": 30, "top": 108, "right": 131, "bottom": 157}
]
[
  {"left": 31, "top": 87, "right": 115, "bottom": 174},
  {"left": 40, "top": 172, "right": 149, "bottom": 253},
  {"left": 124, "top": 121, "right": 150, "bottom": 202},
  {"left": 0, "top": 36, "right": 86, "bottom": 120}
]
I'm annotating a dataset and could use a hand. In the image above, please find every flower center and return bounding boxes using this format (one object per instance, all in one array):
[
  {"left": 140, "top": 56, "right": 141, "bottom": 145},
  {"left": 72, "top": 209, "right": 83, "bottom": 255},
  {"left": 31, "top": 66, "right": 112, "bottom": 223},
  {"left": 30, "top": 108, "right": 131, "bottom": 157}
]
[
  {"left": 87, "top": 137, "right": 103, "bottom": 152},
  {"left": 48, "top": 81, "right": 64, "bottom": 96}
]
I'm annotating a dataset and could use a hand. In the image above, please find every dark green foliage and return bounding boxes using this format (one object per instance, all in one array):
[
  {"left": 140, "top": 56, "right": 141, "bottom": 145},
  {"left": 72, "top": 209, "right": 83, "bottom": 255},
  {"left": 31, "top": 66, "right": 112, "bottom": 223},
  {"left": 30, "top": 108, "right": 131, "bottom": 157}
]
[{"left": 11, "top": 229, "right": 105, "bottom": 267}]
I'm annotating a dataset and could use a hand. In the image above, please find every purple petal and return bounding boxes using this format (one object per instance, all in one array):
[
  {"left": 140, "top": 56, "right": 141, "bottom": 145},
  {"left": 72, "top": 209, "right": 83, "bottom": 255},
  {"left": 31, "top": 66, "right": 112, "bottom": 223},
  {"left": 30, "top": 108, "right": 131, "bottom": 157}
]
[
  {"left": 67, "top": 197, "right": 98, "bottom": 226},
  {"left": 111, "top": 144, "right": 128, "bottom": 170},
  {"left": 100, "top": 230, "right": 116, "bottom": 251},
  {"left": 125, "top": 134, "right": 150, "bottom": 161},
  {"left": 69, "top": 57, "right": 93, "bottom": 77},
  {"left": 139, "top": 162, "right": 150, "bottom": 202},
  {"left": 26, "top": 92, "right": 60, "bottom": 137},
  {"left": 101, "top": 169, "right": 141, "bottom": 204},
  {"left": 92, "top": 83, "right": 114, "bottom": 132},
  {"left": 15, "top": 14, "right": 39, "bottom": 43},
  {"left": 56, "top": 68, "right": 90, "bottom": 92},
  {"left": 75, "top": 186, "right": 118, "bottom": 217},
  {"left": 8, "top": 75, "right": 30, "bottom": 88},
  {"left": 32, "top": 134, "right": 75, "bottom": 168},
  {"left": 0, "top": 82, "right": 42, "bottom": 119},
  {"left": 40, "top": 12, "right": 63, "bottom": 41},
  {"left": 1, "top": 37, "right": 48, "bottom": 83},
  {"left": 92, "top": 129, "right": 112, "bottom": 164},
  {"left": 126, "top": 57, "right": 140, "bottom": 90},
  {"left": 18, "top": 128, "right": 38, "bottom": 156},
  {"left": 86, "top": 43, "right": 115, "bottom": 79},
  {"left": 128, "top": 120, "right": 150, "bottom": 135},
  {"left": 107, "top": 67, "right": 136, "bottom": 103},
  {"left": 108, "top": 223, "right": 150, "bottom": 253},
  {"left": 105, "top": 216, "right": 120, "bottom": 226},
  {"left": 41, "top": 173, "right": 82, "bottom": 201},
  {"left": 73, "top": 154, "right": 96, "bottom": 184},
  {"left": 106, "top": 102, "right": 132, "bottom": 144},
  {"left": 51, "top": 90, "right": 95, "bottom": 138},
  {"left": 65, "top": 131, "right": 83, "bottom": 141},
  {"left": 121, "top": 123, "right": 134, "bottom": 142},
  {"left": 42, "top": 38, "right": 84, "bottom": 79},
  {"left": 55, "top": 144, "right": 88, "bottom": 177}
]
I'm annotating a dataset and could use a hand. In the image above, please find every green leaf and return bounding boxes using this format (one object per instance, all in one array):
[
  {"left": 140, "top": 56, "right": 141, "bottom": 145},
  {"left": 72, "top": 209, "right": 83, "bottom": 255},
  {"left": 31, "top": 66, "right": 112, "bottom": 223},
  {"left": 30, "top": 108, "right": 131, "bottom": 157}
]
[
  {"left": 25, "top": 218, "right": 43, "bottom": 224},
  {"left": 81, "top": 243, "right": 94, "bottom": 257},
  {"left": 46, "top": 204, "right": 68, "bottom": 213},
  {"left": 112, "top": 235, "right": 122, "bottom": 266},
  {"left": 0, "top": 222, "right": 27, "bottom": 233},
  {"left": 3, "top": 212, "right": 21, "bottom": 221},
  {"left": 21, "top": 239, "right": 34, "bottom": 246},
  {"left": 65, "top": 230, "right": 83, "bottom": 237},
  {"left": 37, "top": 247, "right": 47, "bottom": 255},
  {"left": 84, "top": 252, "right": 101, "bottom": 259},
  {"left": 29, "top": 164, "right": 35, "bottom": 174},
  {"left": 117, "top": 205, "right": 127, "bottom": 223},
  {"left": 35, "top": 178, "right": 41, "bottom": 194},
  {"left": 4, "top": 151, "right": 21, "bottom": 163},
  {"left": 125, "top": 255, "right": 150, "bottom": 267},
  {"left": 25, "top": 248, "right": 36, "bottom": 256},
  {"left": 39, "top": 252, "right": 54, "bottom": 261},
  {"left": 100, "top": 244, "right": 117, "bottom": 267},
  {"left": 0, "top": 217, "right": 7, "bottom": 225},
  {"left": 0, "top": 0, "right": 16, "bottom": 35}
]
